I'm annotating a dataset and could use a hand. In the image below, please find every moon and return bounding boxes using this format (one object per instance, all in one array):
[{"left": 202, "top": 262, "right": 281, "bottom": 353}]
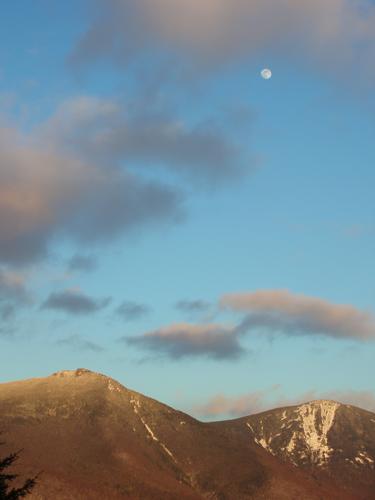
[{"left": 261, "top": 68, "right": 272, "bottom": 80}]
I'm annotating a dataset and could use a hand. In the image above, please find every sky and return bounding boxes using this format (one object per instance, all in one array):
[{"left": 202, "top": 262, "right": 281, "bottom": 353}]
[{"left": 0, "top": 0, "right": 374, "bottom": 420}]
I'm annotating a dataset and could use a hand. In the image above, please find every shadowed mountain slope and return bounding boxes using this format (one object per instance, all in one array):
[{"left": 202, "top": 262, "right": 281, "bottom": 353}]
[{"left": 0, "top": 369, "right": 372, "bottom": 499}]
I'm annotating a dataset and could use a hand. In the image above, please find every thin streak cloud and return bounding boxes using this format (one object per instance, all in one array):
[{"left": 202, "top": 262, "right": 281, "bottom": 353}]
[
  {"left": 42, "top": 289, "right": 111, "bottom": 315},
  {"left": 116, "top": 301, "right": 151, "bottom": 321}
]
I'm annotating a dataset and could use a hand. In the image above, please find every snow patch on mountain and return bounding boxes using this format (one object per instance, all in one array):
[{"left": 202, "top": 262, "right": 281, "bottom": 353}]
[
  {"left": 247, "top": 420, "right": 276, "bottom": 455},
  {"left": 130, "top": 397, "right": 177, "bottom": 463},
  {"left": 248, "top": 400, "right": 340, "bottom": 467},
  {"left": 295, "top": 400, "right": 339, "bottom": 465},
  {"left": 107, "top": 380, "right": 121, "bottom": 393},
  {"left": 355, "top": 451, "right": 374, "bottom": 466}
]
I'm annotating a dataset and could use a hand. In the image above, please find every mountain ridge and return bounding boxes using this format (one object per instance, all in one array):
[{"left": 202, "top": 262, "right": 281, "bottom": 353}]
[{"left": 0, "top": 368, "right": 374, "bottom": 499}]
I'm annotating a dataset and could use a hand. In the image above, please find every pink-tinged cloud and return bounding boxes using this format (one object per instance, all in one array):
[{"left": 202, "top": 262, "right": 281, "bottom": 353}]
[
  {"left": 0, "top": 124, "right": 180, "bottom": 264},
  {"left": 322, "top": 390, "right": 375, "bottom": 413},
  {"left": 221, "top": 290, "right": 375, "bottom": 340},
  {"left": 193, "top": 389, "right": 277, "bottom": 419},
  {"left": 72, "top": 0, "right": 375, "bottom": 79},
  {"left": 0, "top": 94, "right": 253, "bottom": 265},
  {"left": 193, "top": 388, "right": 375, "bottom": 420},
  {"left": 126, "top": 322, "right": 243, "bottom": 360},
  {"left": 0, "top": 270, "right": 29, "bottom": 302},
  {"left": 40, "top": 96, "right": 249, "bottom": 185},
  {"left": 0, "top": 269, "right": 32, "bottom": 321}
]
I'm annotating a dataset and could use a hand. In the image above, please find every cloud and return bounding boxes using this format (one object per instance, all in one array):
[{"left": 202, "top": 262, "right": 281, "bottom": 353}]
[
  {"left": 221, "top": 290, "right": 375, "bottom": 341},
  {"left": 0, "top": 269, "right": 32, "bottom": 320},
  {"left": 125, "top": 291, "right": 374, "bottom": 362},
  {"left": 0, "top": 123, "right": 181, "bottom": 265},
  {"left": 41, "top": 289, "right": 111, "bottom": 315},
  {"left": 175, "top": 299, "right": 211, "bottom": 313},
  {"left": 40, "top": 96, "right": 249, "bottom": 185},
  {"left": 343, "top": 223, "right": 375, "bottom": 239},
  {"left": 116, "top": 301, "right": 151, "bottom": 321},
  {"left": 0, "top": 91, "right": 255, "bottom": 266},
  {"left": 322, "top": 390, "right": 375, "bottom": 413},
  {"left": 126, "top": 322, "right": 243, "bottom": 360},
  {"left": 67, "top": 254, "right": 98, "bottom": 273},
  {"left": 56, "top": 334, "right": 105, "bottom": 353},
  {"left": 193, "top": 387, "right": 375, "bottom": 419},
  {"left": 194, "top": 389, "right": 276, "bottom": 419},
  {"left": 0, "top": 325, "right": 17, "bottom": 338},
  {"left": 71, "top": 0, "right": 375, "bottom": 78},
  {"left": 0, "top": 269, "right": 30, "bottom": 303},
  {"left": 0, "top": 304, "right": 15, "bottom": 321}
]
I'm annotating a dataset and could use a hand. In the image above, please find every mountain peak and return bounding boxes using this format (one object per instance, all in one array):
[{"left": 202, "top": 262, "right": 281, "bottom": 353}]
[
  {"left": 244, "top": 397, "right": 375, "bottom": 474},
  {"left": 51, "top": 368, "right": 102, "bottom": 378},
  {"left": 301, "top": 399, "right": 341, "bottom": 407},
  {"left": 50, "top": 368, "right": 127, "bottom": 394}
]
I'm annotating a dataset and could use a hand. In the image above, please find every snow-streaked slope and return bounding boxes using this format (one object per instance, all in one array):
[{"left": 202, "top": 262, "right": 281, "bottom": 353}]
[
  {"left": 0, "top": 368, "right": 197, "bottom": 499},
  {"left": 1, "top": 368, "right": 350, "bottom": 500},
  {"left": 212, "top": 398, "right": 375, "bottom": 499},
  {"left": 246, "top": 400, "right": 340, "bottom": 466},
  {"left": 243, "top": 399, "right": 375, "bottom": 472}
]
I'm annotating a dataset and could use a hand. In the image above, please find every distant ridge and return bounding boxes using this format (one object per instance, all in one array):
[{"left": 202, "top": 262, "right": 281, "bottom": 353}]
[{"left": 0, "top": 369, "right": 374, "bottom": 499}]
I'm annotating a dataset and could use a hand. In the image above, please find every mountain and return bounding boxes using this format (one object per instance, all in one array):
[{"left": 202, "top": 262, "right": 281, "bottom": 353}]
[
  {"left": 218, "top": 399, "right": 375, "bottom": 498},
  {"left": 0, "top": 369, "right": 373, "bottom": 499}
]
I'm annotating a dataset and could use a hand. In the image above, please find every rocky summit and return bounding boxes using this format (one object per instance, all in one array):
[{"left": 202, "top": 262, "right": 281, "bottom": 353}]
[{"left": 0, "top": 369, "right": 374, "bottom": 499}]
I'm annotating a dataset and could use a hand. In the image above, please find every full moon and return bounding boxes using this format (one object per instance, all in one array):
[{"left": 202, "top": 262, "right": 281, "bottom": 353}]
[{"left": 261, "top": 68, "right": 272, "bottom": 80}]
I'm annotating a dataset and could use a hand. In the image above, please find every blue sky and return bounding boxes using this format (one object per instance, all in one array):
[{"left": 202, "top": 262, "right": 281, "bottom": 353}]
[{"left": 0, "top": 0, "right": 374, "bottom": 419}]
